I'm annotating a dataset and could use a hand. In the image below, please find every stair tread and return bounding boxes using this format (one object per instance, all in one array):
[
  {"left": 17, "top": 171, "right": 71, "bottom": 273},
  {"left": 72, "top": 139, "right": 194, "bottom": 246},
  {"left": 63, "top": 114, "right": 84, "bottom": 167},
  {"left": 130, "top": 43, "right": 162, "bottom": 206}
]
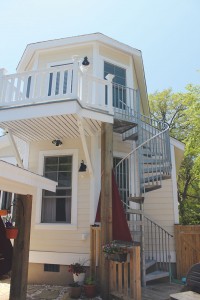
[
  {"left": 145, "top": 270, "right": 169, "bottom": 282},
  {"left": 113, "top": 119, "right": 137, "bottom": 134},
  {"left": 128, "top": 196, "right": 144, "bottom": 203},
  {"left": 142, "top": 185, "right": 162, "bottom": 192},
  {"left": 145, "top": 259, "right": 157, "bottom": 269},
  {"left": 126, "top": 208, "right": 143, "bottom": 214}
]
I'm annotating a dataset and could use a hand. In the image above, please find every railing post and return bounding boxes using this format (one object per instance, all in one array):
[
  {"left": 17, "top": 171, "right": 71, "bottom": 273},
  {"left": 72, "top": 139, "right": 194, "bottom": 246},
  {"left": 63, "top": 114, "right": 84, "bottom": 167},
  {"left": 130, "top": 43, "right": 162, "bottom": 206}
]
[
  {"left": 71, "top": 58, "right": 79, "bottom": 99},
  {"left": 0, "top": 68, "right": 7, "bottom": 104},
  {"left": 105, "top": 74, "right": 114, "bottom": 114}
]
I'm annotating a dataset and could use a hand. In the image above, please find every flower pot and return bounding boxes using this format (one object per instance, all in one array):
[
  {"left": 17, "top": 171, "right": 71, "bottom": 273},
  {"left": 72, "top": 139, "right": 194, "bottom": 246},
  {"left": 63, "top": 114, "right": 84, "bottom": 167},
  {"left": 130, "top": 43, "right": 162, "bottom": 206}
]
[
  {"left": 0, "top": 209, "right": 7, "bottom": 216},
  {"left": 84, "top": 284, "right": 96, "bottom": 298},
  {"left": 106, "top": 253, "right": 127, "bottom": 263},
  {"left": 69, "top": 286, "right": 82, "bottom": 299},
  {"left": 73, "top": 272, "right": 85, "bottom": 285},
  {"left": 5, "top": 227, "right": 18, "bottom": 239}
]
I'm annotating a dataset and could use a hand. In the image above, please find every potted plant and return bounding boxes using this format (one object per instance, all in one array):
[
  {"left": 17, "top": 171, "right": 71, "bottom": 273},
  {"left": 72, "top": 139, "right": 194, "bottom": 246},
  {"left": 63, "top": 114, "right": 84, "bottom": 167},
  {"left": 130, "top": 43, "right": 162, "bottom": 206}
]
[
  {"left": 4, "top": 215, "right": 18, "bottom": 239},
  {"left": 68, "top": 282, "right": 82, "bottom": 299},
  {"left": 83, "top": 276, "right": 96, "bottom": 298},
  {"left": 68, "top": 261, "right": 86, "bottom": 285},
  {"left": 102, "top": 241, "right": 128, "bottom": 262},
  {"left": 0, "top": 209, "right": 7, "bottom": 216}
]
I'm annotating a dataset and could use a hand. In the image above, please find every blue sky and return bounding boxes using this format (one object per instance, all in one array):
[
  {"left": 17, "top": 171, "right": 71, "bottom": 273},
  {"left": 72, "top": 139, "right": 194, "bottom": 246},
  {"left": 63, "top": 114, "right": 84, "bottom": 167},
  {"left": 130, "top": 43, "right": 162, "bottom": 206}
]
[{"left": 0, "top": 0, "right": 199, "bottom": 94}]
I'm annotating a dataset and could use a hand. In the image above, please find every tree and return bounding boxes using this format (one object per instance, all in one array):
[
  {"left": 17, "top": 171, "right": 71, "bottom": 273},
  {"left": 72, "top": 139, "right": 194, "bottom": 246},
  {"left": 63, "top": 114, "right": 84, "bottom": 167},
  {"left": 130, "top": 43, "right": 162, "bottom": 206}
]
[{"left": 149, "top": 84, "right": 200, "bottom": 224}]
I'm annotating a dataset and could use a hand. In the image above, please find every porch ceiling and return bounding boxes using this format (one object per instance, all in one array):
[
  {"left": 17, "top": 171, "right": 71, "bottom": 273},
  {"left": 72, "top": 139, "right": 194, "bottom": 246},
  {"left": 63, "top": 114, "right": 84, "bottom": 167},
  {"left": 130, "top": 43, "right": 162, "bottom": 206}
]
[{"left": 0, "top": 114, "right": 101, "bottom": 142}]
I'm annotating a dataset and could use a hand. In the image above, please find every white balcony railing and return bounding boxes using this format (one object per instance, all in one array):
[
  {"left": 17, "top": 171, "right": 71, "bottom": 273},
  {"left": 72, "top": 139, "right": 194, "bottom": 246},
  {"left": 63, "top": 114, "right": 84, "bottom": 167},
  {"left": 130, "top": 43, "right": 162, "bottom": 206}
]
[{"left": 0, "top": 63, "right": 139, "bottom": 117}]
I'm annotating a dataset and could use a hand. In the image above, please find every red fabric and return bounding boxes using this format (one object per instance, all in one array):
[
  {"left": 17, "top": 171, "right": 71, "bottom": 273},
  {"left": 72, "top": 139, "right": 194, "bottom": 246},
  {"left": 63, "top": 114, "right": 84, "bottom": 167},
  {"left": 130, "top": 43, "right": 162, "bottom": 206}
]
[{"left": 95, "top": 172, "right": 132, "bottom": 242}]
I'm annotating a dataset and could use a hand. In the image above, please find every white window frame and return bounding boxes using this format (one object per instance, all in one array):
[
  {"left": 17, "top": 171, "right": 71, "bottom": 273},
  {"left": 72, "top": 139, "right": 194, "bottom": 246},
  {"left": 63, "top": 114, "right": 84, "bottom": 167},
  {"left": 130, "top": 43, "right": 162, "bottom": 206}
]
[{"left": 35, "top": 148, "right": 78, "bottom": 230}]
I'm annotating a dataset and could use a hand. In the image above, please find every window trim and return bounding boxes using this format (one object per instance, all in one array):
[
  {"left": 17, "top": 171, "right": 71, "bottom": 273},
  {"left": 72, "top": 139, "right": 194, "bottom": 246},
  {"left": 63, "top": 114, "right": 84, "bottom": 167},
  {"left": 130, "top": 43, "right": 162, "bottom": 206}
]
[{"left": 35, "top": 149, "right": 78, "bottom": 230}]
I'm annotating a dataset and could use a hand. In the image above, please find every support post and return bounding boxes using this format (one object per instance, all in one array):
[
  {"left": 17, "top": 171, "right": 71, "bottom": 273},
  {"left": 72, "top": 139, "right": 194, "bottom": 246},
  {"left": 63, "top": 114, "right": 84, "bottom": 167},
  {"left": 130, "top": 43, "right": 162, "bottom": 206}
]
[
  {"left": 10, "top": 194, "right": 32, "bottom": 300},
  {"left": 100, "top": 122, "right": 113, "bottom": 299}
]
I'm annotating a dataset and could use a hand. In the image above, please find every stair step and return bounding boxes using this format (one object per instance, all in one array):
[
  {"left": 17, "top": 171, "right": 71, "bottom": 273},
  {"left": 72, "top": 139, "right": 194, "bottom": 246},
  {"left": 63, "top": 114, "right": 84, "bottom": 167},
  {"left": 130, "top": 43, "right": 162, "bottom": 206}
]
[
  {"left": 126, "top": 208, "right": 143, "bottom": 215},
  {"left": 131, "top": 220, "right": 144, "bottom": 226},
  {"left": 128, "top": 196, "right": 144, "bottom": 204},
  {"left": 123, "top": 132, "right": 138, "bottom": 141},
  {"left": 145, "top": 259, "right": 157, "bottom": 270},
  {"left": 142, "top": 185, "right": 162, "bottom": 192},
  {"left": 144, "top": 166, "right": 164, "bottom": 173},
  {"left": 113, "top": 119, "right": 137, "bottom": 134},
  {"left": 145, "top": 270, "right": 169, "bottom": 282},
  {"left": 143, "top": 158, "right": 164, "bottom": 164}
]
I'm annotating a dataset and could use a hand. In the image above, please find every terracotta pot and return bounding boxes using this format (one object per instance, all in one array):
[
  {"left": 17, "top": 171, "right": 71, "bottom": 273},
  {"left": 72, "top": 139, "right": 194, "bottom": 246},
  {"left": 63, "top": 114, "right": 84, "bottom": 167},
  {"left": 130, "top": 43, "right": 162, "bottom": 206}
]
[
  {"left": 69, "top": 286, "right": 82, "bottom": 299},
  {"left": 84, "top": 284, "right": 96, "bottom": 298},
  {"left": 5, "top": 227, "right": 18, "bottom": 239},
  {"left": 0, "top": 209, "right": 7, "bottom": 216}
]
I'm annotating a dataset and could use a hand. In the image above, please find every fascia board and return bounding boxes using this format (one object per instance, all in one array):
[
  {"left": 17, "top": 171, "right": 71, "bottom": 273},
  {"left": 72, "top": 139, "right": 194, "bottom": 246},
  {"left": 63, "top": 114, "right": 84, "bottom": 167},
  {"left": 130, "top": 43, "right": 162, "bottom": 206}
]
[
  {"left": 170, "top": 137, "right": 185, "bottom": 151},
  {"left": 0, "top": 160, "right": 57, "bottom": 193}
]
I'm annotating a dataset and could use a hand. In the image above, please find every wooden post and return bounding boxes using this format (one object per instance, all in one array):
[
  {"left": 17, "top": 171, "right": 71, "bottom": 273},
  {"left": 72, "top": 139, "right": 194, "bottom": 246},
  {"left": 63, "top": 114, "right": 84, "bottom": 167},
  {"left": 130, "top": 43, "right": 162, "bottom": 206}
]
[
  {"left": 100, "top": 122, "right": 113, "bottom": 299},
  {"left": 10, "top": 194, "right": 32, "bottom": 300}
]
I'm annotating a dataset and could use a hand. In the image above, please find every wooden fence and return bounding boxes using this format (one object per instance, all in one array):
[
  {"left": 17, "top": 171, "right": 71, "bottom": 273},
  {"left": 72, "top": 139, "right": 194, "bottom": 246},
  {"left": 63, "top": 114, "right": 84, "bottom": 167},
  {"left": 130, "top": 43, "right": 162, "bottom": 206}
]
[
  {"left": 90, "top": 225, "right": 141, "bottom": 300},
  {"left": 175, "top": 225, "right": 200, "bottom": 279}
]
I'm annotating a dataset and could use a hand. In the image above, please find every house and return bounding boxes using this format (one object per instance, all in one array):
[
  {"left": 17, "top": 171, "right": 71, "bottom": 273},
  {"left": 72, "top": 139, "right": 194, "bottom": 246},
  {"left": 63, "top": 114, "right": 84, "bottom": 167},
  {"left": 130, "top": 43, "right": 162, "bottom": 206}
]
[{"left": 0, "top": 33, "right": 184, "bottom": 287}]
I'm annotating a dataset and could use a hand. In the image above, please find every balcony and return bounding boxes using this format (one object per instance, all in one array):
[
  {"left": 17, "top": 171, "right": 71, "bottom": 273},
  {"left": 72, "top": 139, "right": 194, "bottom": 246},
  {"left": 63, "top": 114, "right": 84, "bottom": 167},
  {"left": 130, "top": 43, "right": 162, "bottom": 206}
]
[{"left": 0, "top": 63, "right": 139, "bottom": 141}]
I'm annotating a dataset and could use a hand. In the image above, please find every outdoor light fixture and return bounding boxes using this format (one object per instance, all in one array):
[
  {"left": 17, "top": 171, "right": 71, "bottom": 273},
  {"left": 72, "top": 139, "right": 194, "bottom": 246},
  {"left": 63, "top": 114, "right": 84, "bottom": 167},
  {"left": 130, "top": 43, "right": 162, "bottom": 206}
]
[
  {"left": 82, "top": 56, "right": 90, "bottom": 66},
  {"left": 52, "top": 139, "right": 62, "bottom": 147},
  {"left": 79, "top": 160, "right": 87, "bottom": 172}
]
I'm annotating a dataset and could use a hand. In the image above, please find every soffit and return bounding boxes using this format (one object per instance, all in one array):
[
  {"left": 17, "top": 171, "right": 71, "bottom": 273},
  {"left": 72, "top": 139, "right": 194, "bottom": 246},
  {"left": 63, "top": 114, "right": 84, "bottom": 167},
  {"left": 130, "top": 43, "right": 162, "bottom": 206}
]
[{"left": 0, "top": 114, "right": 101, "bottom": 142}]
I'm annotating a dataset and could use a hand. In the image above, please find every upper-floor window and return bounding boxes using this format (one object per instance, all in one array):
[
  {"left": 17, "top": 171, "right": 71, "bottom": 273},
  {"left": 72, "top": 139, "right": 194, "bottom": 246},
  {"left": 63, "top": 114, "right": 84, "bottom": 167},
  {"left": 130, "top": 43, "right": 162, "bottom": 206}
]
[
  {"left": 104, "top": 62, "right": 126, "bottom": 109},
  {"left": 41, "top": 155, "right": 72, "bottom": 223}
]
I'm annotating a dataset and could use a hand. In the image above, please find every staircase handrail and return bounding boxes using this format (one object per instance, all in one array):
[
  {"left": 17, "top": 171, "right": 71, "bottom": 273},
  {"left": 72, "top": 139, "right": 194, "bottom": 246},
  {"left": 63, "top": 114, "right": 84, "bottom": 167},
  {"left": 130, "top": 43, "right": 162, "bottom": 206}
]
[
  {"left": 144, "top": 214, "right": 173, "bottom": 238},
  {"left": 115, "top": 120, "right": 170, "bottom": 169}
]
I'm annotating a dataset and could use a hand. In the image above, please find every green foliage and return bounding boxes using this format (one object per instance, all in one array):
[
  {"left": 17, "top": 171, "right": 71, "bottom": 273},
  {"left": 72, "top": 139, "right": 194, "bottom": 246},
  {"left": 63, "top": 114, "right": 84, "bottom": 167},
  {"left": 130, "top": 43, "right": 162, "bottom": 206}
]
[{"left": 149, "top": 84, "right": 200, "bottom": 224}]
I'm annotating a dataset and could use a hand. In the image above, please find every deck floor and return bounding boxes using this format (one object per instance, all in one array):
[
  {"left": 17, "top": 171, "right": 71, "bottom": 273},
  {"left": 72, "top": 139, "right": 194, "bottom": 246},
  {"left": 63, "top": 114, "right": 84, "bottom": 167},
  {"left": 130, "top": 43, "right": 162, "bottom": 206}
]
[
  {"left": 0, "top": 277, "right": 183, "bottom": 299},
  {"left": 142, "top": 282, "right": 183, "bottom": 300}
]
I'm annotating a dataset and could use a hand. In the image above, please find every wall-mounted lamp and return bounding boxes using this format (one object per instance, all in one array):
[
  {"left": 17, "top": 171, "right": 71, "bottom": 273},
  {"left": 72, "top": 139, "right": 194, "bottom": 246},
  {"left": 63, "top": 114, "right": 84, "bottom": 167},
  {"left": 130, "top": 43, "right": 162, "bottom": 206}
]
[
  {"left": 82, "top": 56, "right": 90, "bottom": 66},
  {"left": 52, "top": 139, "right": 62, "bottom": 147},
  {"left": 79, "top": 160, "right": 87, "bottom": 172}
]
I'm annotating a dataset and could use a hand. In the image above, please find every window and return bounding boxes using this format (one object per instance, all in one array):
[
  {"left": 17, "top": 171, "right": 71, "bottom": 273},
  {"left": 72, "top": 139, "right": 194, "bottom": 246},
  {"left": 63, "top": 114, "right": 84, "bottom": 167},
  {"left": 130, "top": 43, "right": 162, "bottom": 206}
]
[
  {"left": 104, "top": 62, "right": 126, "bottom": 109},
  {"left": 41, "top": 155, "right": 72, "bottom": 223},
  {"left": 44, "top": 264, "right": 60, "bottom": 272},
  {"left": 0, "top": 192, "right": 13, "bottom": 210}
]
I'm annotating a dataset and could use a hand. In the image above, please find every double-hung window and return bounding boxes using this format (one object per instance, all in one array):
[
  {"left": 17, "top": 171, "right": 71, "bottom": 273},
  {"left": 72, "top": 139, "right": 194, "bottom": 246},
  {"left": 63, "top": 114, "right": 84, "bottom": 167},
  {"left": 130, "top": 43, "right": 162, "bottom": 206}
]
[{"left": 41, "top": 155, "right": 72, "bottom": 223}]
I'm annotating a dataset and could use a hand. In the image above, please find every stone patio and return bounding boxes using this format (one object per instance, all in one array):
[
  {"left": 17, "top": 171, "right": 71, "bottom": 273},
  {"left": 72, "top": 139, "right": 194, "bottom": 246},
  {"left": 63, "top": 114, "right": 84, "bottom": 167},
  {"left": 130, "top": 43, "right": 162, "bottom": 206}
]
[{"left": 0, "top": 277, "right": 183, "bottom": 300}]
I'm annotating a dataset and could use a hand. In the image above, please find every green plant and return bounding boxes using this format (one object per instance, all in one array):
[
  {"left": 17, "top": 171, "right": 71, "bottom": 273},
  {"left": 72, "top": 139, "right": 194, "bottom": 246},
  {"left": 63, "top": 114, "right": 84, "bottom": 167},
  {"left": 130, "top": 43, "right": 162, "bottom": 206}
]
[
  {"left": 84, "top": 276, "right": 95, "bottom": 285},
  {"left": 68, "top": 261, "right": 86, "bottom": 275},
  {"left": 102, "top": 241, "right": 127, "bottom": 254},
  {"left": 69, "top": 282, "right": 80, "bottom": 287}
]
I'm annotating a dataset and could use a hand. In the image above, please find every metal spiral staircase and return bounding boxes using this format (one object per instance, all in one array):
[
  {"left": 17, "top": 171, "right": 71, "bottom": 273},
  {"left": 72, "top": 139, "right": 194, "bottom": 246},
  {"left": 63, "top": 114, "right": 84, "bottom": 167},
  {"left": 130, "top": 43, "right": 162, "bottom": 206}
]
[{"left": 113, "top": 93, "right": 173, "bottom": 286}]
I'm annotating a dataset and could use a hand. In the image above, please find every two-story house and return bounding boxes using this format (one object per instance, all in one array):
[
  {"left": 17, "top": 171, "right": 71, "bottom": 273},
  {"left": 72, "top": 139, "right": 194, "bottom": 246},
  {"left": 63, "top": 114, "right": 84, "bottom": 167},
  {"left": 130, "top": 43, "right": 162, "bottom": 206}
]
[{"left": 0, "top": 33, "right": 184, "bottom": 286}]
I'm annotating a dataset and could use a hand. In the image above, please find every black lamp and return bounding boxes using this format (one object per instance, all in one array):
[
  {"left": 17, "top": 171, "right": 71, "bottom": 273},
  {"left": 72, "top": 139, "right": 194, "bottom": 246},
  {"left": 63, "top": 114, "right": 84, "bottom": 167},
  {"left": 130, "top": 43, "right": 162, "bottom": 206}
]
[
  {"left": 82, "top": 56, "right": 90, "bottom": 66},
  {"left": 52, "top": 139, "right": 62, "bottom": 147},
  {"left": 79, "top": 160, "right": 87, "bottom": 172}
]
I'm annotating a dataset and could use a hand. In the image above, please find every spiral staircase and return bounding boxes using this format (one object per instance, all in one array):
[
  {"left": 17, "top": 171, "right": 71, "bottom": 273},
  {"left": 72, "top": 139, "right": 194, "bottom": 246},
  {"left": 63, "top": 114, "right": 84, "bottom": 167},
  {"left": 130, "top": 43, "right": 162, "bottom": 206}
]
[{"left": 113, "top": 100, "right": 173, "bottom": 286}]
